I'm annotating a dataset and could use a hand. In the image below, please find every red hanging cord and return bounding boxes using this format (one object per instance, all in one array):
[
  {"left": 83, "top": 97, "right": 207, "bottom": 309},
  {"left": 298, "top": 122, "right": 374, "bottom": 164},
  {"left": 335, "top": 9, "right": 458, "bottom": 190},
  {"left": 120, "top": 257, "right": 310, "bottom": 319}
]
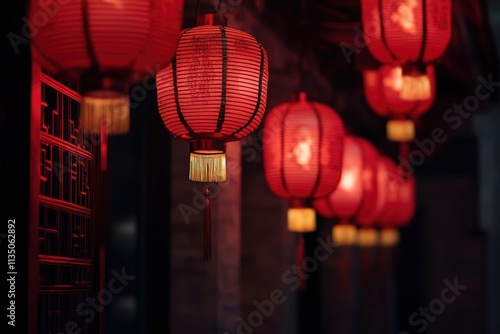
[
  {"left": 295, "top": 233, "right": 306, "bottom": 290},
  {"left": 204, "top": 186, "right": 212, "bottom": 262}
]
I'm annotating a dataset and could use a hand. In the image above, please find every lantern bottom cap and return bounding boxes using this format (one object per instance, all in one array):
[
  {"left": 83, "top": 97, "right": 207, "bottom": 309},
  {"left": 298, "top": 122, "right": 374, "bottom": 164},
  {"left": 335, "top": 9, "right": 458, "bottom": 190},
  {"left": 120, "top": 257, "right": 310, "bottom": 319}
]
[
  {"left": 80, "top": 91, "right": 130, "bottom": 135},
  {"left": 379, "top": 228, "right": 400, "bottom": 247},
  {"left": 189, "top": 153, "right": 227, "bottom": 182},
  {"left": 332, "top": 224, "right": 357, "bottom": 246},
  {"left": 357, "top": 227, "right": 379, "bottom": 247},
  {"left": 386, "top": 119, "right": 415, "bottom": 142},
  {"left": 401, "top": 73, "right": 431, "bottom": 101},
  {"left": 287, "top": 208, "right": 316, "bottom": 232}
]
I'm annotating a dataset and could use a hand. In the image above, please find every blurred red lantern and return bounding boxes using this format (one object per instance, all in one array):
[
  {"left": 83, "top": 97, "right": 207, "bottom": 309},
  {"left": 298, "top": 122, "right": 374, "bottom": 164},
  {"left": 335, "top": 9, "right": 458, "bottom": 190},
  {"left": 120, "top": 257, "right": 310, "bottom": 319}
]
[
  {"left": 157, "top": 14, "right": 269, "bottom": 183},
  {"left": 314, "top": 136, "right": 365, "bottom": 220},
  {"left": 263, "top": 92, "right": 344, "bottom": 233},
  {"left": 361, "top": 0, "right": 451, "bottom": 102},
  {"left": 361, "top": 0, "right": 452, "bottom": 64},
  {"left": 157, "top": 14, "right": 269, "bottom": 261},
  {"left": 29, "top": 0, "right": 184, "bottom": 135},
  {"left": 376, "top": 157, "right": 416, "bottom": 246},
  {"left": 313, "top": 135, "right": 379, "bottom": 246},
  {"left": 363, "top": 64, "right": 436, "bottom": 142},
  {"left": 264, "top": 91, "right": 344, "bottom": 289}
]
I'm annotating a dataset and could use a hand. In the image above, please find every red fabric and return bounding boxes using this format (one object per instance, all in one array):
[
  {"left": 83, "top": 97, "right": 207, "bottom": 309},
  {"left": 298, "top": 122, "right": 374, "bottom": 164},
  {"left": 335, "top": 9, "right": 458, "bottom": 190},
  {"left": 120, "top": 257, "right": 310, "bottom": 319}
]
[
  {"left": 380, "top": 175, "right": 416, "bottom": 228},
  {"left": 361, "top": 0, "right": 452, "bottom": 63},
  {"left": 29, "top": 0, "right": 183, "bottom": 84},
  {"left": 375, "top": 157, "right": 416, "bottom": 227},
  {"left": 157, "top": 25, "right": 269, "bottom": 141},
  {"left": 263, "top": 95, "right": 344, "bottom": 199},
  {"left": 314, "top": 136, "right": 378, "bottom": 221},
  {"left": 353, "top": 138, "right": 380, "bottom": 227},
  {"left": 363, "top": 64, "right": 436, "bottom": 118}
]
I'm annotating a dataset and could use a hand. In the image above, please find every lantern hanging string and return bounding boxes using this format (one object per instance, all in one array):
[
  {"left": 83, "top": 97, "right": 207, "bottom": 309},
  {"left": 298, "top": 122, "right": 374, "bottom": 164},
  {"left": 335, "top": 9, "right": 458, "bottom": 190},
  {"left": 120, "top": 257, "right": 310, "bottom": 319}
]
[
  {"left": 194, "top": 0, "right": 202, "bottom": 26},
  {"left": 297, "top": 0, "right": 309, "bottom": 92},
  {"left": 204, "top": 186, "right": 212, "bottom": 262},
  {"left": 295, "top": 233, "right": 306, "bottom": 290}
]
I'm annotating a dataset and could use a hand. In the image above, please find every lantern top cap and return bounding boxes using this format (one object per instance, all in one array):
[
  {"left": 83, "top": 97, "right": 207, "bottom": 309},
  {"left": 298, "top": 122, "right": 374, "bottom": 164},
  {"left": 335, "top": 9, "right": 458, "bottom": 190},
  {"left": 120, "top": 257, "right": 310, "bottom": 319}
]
[
  {"left": 196, "top": 14, "right": 228, "bottom": 27},
  {"left": 291, "top": 91, "right": 307, "bottom": 102},
  {"left": 402, "top": 62, "right": 427, "bottom": 76}
]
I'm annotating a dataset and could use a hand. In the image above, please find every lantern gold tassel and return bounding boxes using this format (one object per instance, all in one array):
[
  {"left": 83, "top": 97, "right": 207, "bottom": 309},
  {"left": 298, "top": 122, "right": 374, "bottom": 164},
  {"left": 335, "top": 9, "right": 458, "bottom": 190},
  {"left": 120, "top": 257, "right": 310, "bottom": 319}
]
[
  {"left": 189, "top": 153, "right": 227, "bottom": 182},
  {"left": 80, "top": 93, "right": 130, "bottom": 135},
  {"left": 400, "top": 73, "right": 431, "bottom": 101},
  {"left": 204, "top": 187, "right": 212, "bottom": 262}
]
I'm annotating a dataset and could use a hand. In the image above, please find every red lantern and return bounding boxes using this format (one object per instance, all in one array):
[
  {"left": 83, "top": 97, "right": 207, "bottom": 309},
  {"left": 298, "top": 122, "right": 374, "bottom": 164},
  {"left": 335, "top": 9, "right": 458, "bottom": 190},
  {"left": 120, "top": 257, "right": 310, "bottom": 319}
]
[
  {"left": 361, "top": 0, "right": 452, "bottom": 64},
  {"left": 313, "top": 136, "right": 378, "bottom": 224},
  {"left": 157, "top": 14, "right": 269, "bottom": 183},
  {"left": 376, "top": 157, "right": 416, "bottom": 246},
  {"left": 29, "top": 0, "right": 184, "bottom": 135},
  {"left": 313, "top": 136, "right": 379, "bottom": 246},
  {"left": 363, "top": 64, "right": 436, "bottom": 142},
  {"left": 379, "top": 174, "right": 416, "bottom": 228},
  {"left": 263, "top": 92, "right": 344, "bottom": 233},
  {"left": 361, "top": 0, "right": 451, "bottom": 101},
  {"left": 157, "top": 14, "right": 269, "bottom": 261},
  {"left": 264, "top": 91, "right": 344, "bottom": 289},
  {"left": 314, "top": 136, "right": 364, "bottom": 220}
]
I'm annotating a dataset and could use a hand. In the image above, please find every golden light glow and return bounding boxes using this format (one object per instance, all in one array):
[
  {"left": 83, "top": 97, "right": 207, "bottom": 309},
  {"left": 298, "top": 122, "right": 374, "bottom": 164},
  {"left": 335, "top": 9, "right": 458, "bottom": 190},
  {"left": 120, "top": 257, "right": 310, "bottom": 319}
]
[
  {"left": 339, "top": 170, "right": 356, "bottom": 191},
  {"left": 332, "top": 224, "right": 358, "bottom": 246},
  {"left": 401, "top": 74, "right": 431, "bottom": 100},
  {"left": 379, "top": 228, "right": 400, "bottom": 247},
  {"left": 357, "top": 228, "right": 379, "bottom": 247},
  {"left": 383, "top": 66, "right": 403, "bottom": 92},
  {"left": 386, "top": 119, "right": 415, "bottom": 142},
  {"left": 391, "top": 0, "right": 419, "bottom": 34},
  {"left": 288, "top": 208, "right": 316, "bottom": 232},
  {"left": 293, "top": 136, "right": 313, "bottom": 168}
]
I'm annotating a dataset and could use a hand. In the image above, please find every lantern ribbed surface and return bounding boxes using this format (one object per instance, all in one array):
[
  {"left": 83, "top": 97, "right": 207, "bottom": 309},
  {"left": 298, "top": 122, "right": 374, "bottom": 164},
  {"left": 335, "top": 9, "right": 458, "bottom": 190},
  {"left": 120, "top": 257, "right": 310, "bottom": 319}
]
[
  {"left": 361, "top": 0, "right": 452, "bottom": 63},
  {"left": 157, "top": 18, "right": 268, "bottom": 182},
  {"left": 380, "top": 175, "right": 416, "bottom": 228},
  {"left": 363, "top": 64, "right": 436, "bottom": 118},
  {"left": 29, "top": 0, "right": 183, "bottom": 82},
  {"left": 263, "top": 93, "right": 344, "bottom": 200},
  {"left": 157, "top": 25, "right": 269, "bottom": 142},
  {"left": 29, "top": 0, "right": 184, "bottom": 134},
  {"left": 376, "top": 156, "right": 402, "bottom": 224},
  {"left": 314, "top": 136, "right": 366, "bottom": 219}
]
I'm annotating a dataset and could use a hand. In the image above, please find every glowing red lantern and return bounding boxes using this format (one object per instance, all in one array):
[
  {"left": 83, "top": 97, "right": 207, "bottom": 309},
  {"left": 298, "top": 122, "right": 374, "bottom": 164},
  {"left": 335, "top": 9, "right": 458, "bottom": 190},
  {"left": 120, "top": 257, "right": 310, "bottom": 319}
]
[
  {"left": 376, "top": 157, "right": 416, "bottom": 246},
  {"left": 363, "top": 64, "right": 436, "bottom": 142},
  {"left": 379, "top": 174, "right": 416, "bottom": 228},
  {"left": 157, "top": 14, "right": 269, "bottom": 183},
  {"left": 361, "top": 0, "right": 451, "bottom": 101},
  {"left": 314, "top": 136, "right": 364, "bottom": 220},
  {"left": 263, "top": 92, "right": 344, "bottom": 233},
  {"left": 29, "top": 0, "right": 184, "bottom": 135},
  {"left": 313, "top": 135, "right": 379, "bottom": 246},
  {"left": 361, "top": 0, "right": 452, "bottom": 64},
  {"left": 313, "top": 136, "right": 378, "bottom": 224},
  {"left": 157, "top": 14, "right": 268, "bottom": 261}
]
